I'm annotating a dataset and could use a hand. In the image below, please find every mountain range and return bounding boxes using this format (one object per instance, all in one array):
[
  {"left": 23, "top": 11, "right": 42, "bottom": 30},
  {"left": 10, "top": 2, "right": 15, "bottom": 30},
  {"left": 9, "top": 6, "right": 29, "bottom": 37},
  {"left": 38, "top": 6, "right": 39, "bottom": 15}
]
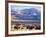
[{"left": 11, "top": 8, "right": 41, "bottom": 20}]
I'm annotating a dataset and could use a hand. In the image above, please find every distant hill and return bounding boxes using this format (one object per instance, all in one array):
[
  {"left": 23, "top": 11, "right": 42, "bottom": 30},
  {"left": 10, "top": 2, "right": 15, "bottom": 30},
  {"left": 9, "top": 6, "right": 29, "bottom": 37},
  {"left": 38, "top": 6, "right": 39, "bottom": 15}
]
[{"left": 11, "top": 8, "right": 41, "bottom": 20}]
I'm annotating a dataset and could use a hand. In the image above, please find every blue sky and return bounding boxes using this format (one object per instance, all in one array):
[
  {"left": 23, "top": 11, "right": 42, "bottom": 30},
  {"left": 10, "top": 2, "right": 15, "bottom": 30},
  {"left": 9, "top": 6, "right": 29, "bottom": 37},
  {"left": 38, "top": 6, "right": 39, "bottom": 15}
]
[{"left": 11, "top": 5, "right": 41, "bottom": 11}]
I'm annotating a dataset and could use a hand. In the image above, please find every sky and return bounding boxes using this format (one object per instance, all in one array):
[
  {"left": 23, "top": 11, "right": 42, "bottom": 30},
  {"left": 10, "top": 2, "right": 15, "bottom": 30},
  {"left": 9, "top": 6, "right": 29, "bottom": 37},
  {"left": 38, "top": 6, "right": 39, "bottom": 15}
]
[{"left": 11, "top": 5, "right": 41, "bottom": 11}]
